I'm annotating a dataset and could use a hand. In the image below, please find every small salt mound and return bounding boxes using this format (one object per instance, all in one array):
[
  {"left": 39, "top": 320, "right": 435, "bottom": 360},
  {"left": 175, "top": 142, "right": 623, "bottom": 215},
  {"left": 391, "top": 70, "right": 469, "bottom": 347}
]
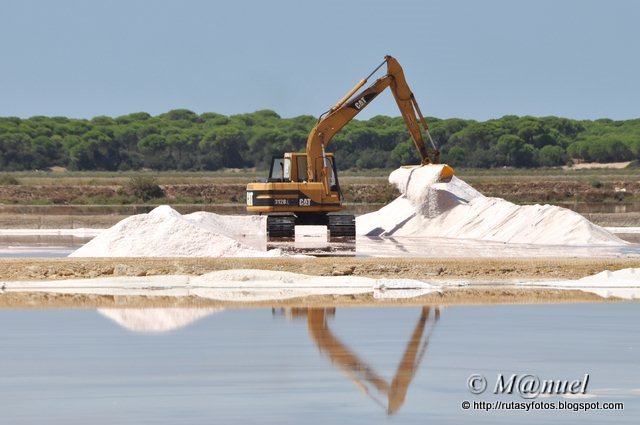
[
  {"left": 70, "top": 205, "right": 273, "bottom": 257},
  {"left": 580, "top": 268, "right": 640, "bottom": 285},
  {"left": 524, "top": 268, "right": 640, "bottom": 299},
  {"left": 357, "top": 166, "right": 625, "bottom": 246}
]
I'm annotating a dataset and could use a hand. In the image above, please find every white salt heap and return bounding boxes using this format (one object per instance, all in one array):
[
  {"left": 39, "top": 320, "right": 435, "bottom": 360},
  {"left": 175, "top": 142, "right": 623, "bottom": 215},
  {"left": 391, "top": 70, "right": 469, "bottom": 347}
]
[
  {"left": 521, "top": 268, "right": 640, "bottom": 299},
  {"left": 357, "top": 165, "right": 625, "bottom": 245},
  {"left": 70, "top": 205, "right": 275, "bottom": 257}
]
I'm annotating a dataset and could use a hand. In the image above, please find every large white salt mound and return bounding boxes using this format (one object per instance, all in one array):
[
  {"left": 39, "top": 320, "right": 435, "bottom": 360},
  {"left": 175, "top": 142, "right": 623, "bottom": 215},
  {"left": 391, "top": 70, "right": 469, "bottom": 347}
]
[
  {"left": 358, "top": 167, "right": 625, "bottom": 246},
  {"left": 70, "top": 205, "right": 273, "bottom": 257}
]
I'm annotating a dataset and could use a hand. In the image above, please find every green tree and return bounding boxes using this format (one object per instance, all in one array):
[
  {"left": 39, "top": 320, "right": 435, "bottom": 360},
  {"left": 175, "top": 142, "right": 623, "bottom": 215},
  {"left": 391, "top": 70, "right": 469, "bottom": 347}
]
[
  {"left": 200, "top": 126, "right": 248, "bottom": 169},
  {"left": 496, "top": 135, "right": 536, "bottom": 167},
  {"left": 447, "top": 146, "right": 466, "bottom": 167},
  {"left": 388, "top": 141, "right": 419, "bottom": 167},
  {"left": 538, "top": 145, "right": 566, "bottom": 167},
  {"left": 70, "top": 130, "right": 120, "bottom": 170},
  {"left": 160, "top": 109, "right": 200, "bottom": 122},
  {"left": 0, "top": 133, "right": 34, "bottom": 170}
]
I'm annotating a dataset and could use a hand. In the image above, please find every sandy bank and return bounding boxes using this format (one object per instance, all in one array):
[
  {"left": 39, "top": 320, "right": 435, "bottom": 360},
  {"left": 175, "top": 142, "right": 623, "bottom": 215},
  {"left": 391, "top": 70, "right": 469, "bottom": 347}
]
[
  {"left": 0, "top": 287, "right": 615, "bottom": 309},
  {"left": 1, "top": 258, "right": 639, "bottom": 308},
  {"left": 2, "top": 257, "right": 640, "bottom": 281}
]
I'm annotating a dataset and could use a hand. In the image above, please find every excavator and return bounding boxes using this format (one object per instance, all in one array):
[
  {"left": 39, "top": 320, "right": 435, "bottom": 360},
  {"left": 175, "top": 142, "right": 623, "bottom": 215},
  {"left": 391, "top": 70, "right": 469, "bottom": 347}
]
[{"left": 246, "top": 55, "right": 454, "bottom": 239}]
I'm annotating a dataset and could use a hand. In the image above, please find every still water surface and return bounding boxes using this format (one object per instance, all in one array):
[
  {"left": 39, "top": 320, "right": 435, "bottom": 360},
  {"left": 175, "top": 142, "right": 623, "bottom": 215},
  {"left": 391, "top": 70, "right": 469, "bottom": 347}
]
[{"left": 0, "top": 304, "right": 638, "bottom": 424}]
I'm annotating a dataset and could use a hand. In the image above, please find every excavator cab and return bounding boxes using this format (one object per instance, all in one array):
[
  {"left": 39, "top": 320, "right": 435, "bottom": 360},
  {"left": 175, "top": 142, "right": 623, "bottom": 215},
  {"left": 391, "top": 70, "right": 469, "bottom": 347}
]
[{"left": 267, "top": 153, "right": 339, "bottom": 191}]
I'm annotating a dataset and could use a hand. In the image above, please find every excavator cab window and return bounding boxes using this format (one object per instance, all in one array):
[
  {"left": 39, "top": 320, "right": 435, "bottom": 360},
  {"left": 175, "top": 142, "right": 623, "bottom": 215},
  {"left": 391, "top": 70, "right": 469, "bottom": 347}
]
[
  {"left": 326, "top": 156, "right": 339, "bottom": 192},
  {"left": 296, "top": 156, "right": 307, "bottom": 182},
  {"left": 268, "top": 157, "right": 290, "bottom": 182}
]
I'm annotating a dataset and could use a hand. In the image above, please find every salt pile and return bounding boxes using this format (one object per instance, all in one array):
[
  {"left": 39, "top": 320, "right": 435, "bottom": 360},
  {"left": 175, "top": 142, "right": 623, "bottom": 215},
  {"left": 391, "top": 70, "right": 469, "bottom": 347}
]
[
  {"left": 523, "top": 268, "right": 640, "bottom": 299},
  {"left": 357, "top": 165, "right": 625, "bottom": 245},
  {"left": 70, "top": 205, "right": 276, "bottom": 257}
]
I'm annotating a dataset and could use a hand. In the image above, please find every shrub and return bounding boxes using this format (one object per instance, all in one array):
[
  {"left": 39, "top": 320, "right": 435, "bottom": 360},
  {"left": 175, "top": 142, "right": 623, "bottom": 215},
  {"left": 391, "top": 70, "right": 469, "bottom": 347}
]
[
  {"left": 589, "top": 179, "right": 603, "bottom": 189},
  {"left": 125, "top": 176, "right": 164, "bottom": 201}
]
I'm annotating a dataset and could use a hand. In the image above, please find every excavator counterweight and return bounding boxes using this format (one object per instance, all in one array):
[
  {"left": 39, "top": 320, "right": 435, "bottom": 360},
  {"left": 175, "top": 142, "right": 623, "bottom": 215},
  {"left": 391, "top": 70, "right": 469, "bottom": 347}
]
[{"left": 246, "top": 55, "right": 454, "bottom": 239}]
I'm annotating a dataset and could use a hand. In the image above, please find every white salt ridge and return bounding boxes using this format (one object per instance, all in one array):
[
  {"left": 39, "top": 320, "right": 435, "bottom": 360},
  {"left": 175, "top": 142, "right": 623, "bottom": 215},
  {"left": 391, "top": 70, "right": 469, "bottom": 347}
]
[
  {"left": 70, "top": 205, "right": 276, "bottom": 257},
  {"left": 1, "top": 269, "right": 442, "bottom": 301},
  {"left": 357, "top": 165, "right": 626, "bottom": 246},
  {"left": 5, "top": 268, "right": 639, "bottom": 300},
  {"left": 189, "top": 270, "right": 440, "bottom": 301}
]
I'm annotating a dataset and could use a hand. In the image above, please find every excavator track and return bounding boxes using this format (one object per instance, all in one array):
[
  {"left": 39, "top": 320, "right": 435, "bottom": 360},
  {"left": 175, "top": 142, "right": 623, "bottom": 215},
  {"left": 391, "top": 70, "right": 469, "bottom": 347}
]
[
  {"left": 266, "top": 215, "right": 296, "bottom": 239},
  {"left": 328, "top": 214, "right": 356, "bottom": 239}
]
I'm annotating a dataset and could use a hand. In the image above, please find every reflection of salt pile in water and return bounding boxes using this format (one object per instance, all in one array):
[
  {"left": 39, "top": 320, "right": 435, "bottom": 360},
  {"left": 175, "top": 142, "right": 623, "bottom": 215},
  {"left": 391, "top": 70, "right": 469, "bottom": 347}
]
[
  {"left": 70, "top": 205, "right": 277, "bottom": 257},
  {"left": 98, "top": 308, "right": 223, "bottom": 332},
  {"left": 357, "top": 165, "right": 625, "bottom": 245}
]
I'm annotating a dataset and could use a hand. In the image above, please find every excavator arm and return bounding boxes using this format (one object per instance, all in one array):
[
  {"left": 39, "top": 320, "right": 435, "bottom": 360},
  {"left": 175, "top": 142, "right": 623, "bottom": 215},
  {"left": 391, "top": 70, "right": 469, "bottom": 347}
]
[{"left": 306, "top": 55, "right": 444, "bottom": 183}]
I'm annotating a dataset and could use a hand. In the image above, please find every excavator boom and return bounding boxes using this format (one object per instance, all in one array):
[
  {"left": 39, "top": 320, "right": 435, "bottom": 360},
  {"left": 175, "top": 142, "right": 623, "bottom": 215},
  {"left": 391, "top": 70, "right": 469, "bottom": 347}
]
[{"left": 305, "top": 55, "right": 452, "bottom": 183}]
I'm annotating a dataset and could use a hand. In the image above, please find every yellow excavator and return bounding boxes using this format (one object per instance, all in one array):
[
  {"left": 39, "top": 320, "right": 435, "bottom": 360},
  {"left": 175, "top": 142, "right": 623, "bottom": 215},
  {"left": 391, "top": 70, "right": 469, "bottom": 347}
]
[{"left": 246, "top": 55, "right": 454, "bottom": 238}]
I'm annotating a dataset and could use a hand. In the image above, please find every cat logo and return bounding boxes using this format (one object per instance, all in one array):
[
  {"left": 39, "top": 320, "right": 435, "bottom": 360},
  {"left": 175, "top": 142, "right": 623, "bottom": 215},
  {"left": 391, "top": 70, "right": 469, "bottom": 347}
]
[{"left": 354, "top": 97, "right": 367, "bottom": 110}]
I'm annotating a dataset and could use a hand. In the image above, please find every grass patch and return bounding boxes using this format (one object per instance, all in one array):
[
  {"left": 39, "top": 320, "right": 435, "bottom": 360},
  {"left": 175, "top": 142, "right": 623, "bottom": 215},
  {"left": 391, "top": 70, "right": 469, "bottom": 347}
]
[
  {"left": 0, "top": 174, "right": 20, "bottom": 185},
  {"left": 71, "top": 195, "right": 138, "bottom": 205}
]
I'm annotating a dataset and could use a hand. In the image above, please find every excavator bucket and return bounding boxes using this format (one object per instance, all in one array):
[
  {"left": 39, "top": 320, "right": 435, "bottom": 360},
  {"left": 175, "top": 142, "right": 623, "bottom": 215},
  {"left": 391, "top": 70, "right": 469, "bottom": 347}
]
[
  {"left": 400, "top": 163, "right": 455, "bottom": 183},
  {"left": 439, "top": 164, "right": 455, "bottom": 182}
]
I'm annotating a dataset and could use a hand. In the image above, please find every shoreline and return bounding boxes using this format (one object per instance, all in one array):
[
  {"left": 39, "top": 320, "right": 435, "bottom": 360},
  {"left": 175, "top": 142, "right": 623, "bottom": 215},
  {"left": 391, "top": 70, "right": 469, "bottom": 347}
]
[
  {"left": 1, "top": 257, "right": 638, "bottom": 308},
  {"left": 2, "top": 257, "right": 640, "bottom": 281},
  {"left": 0, "top": 287, "right": 622, "bottom": 309}
]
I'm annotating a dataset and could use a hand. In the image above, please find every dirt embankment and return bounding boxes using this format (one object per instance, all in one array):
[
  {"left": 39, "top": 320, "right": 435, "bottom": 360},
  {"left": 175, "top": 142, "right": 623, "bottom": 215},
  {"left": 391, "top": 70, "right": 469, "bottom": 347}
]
[
  {"left": 475, "top": 181, "right": 640, "bottom": 203},
  {"left": 0, "top": 180, "right": 638, "bottom": 205},
  {"left": 0, "top": 183, "right": 397, "bottom": 205},
  {"left": 2, "top": 257, "right": 639, "bottom": 281}
]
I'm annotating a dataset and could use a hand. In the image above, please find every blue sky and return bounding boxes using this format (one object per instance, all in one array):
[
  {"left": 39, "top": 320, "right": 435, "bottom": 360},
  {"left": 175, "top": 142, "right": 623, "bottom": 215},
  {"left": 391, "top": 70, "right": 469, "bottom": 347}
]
[{"left": 1, "top": 0, "right": 638, "bottom": 120}]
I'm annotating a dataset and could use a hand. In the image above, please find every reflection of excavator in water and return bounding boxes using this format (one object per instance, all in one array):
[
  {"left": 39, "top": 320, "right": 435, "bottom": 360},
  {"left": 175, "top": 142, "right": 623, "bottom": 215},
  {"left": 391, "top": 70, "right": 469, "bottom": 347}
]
[
  {"left": 247, "top": 56, "right": 454, "bottom": 239},
  {"left": 274, "top": 306, "right": 440, "bottom": 415}
]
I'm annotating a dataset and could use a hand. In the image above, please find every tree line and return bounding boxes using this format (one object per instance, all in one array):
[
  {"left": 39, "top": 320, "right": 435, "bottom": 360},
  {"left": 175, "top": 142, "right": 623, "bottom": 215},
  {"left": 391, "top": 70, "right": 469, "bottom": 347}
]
[{"left": 0, "top": 109, "right": 639, "bottom": 171}]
